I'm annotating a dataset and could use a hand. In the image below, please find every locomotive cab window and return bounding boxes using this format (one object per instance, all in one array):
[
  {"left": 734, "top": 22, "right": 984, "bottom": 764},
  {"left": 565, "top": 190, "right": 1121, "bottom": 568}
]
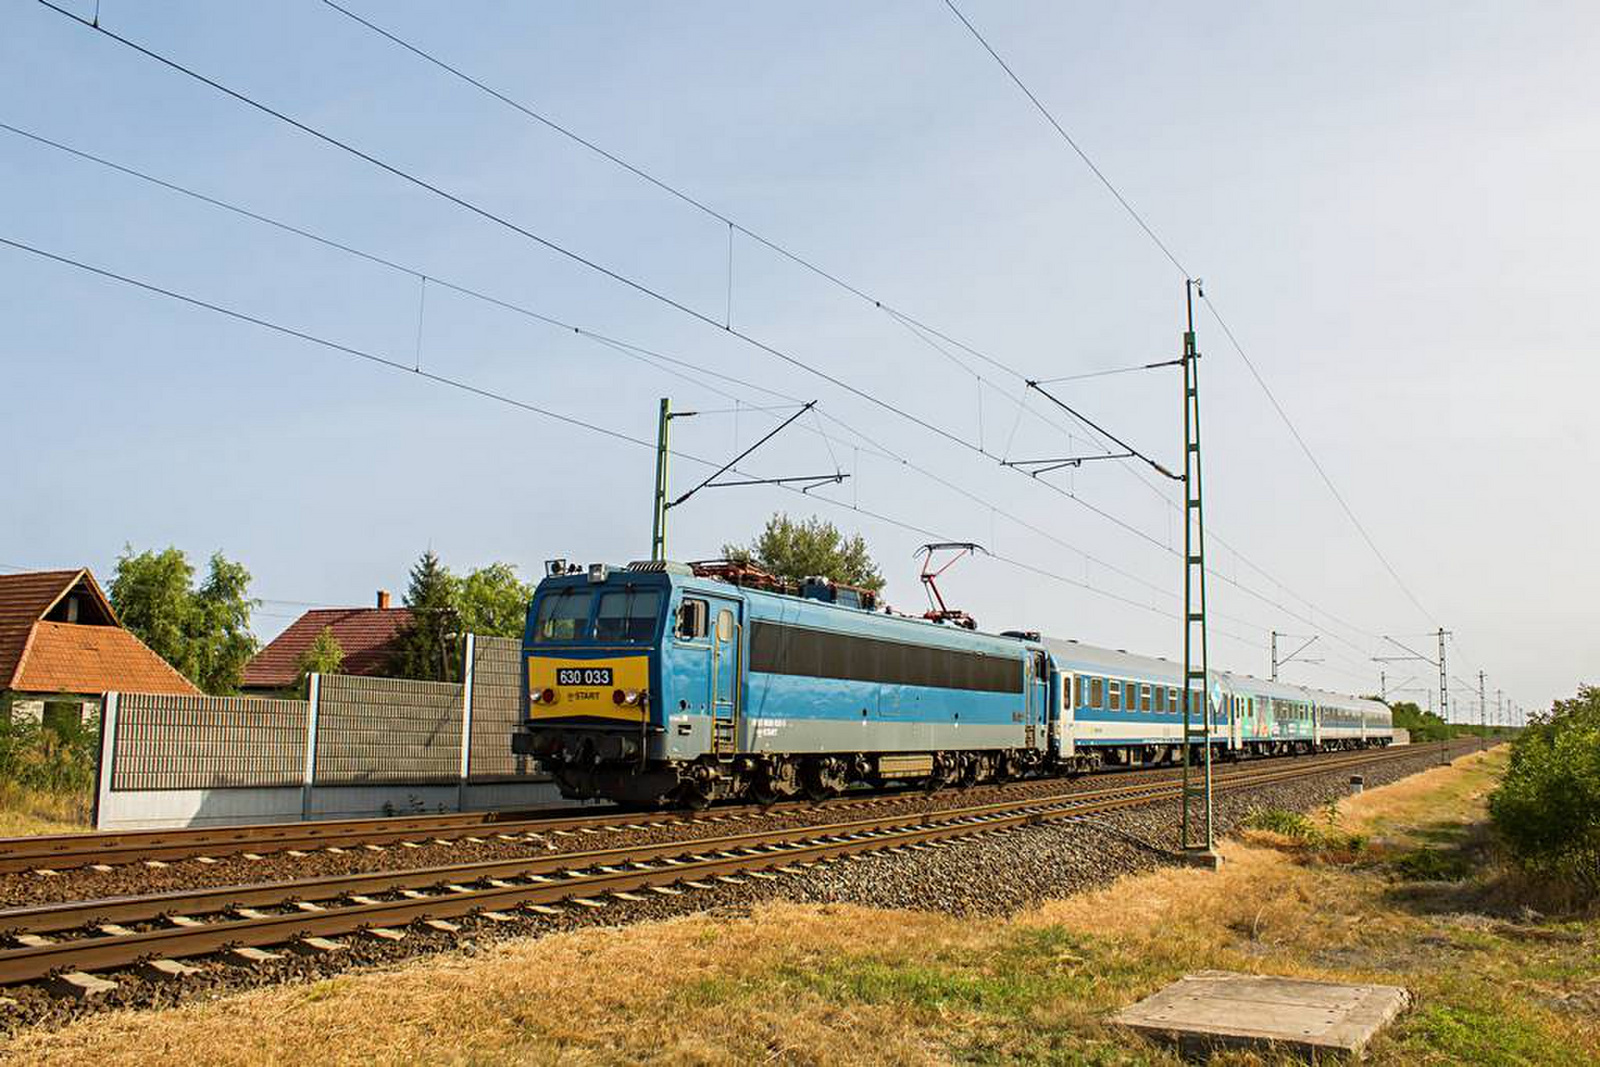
[
  {"left": 532, "top": 588, "right": 593, "bottom": 643},
  {"left": 716, "top": 609, "right": 735, "bottom": 642},
  {"left": 676, "top": 598, "right": 709, "bottom": 640},
  {"left": 594, "top": 588, "right": 662, "bottom": 642}
]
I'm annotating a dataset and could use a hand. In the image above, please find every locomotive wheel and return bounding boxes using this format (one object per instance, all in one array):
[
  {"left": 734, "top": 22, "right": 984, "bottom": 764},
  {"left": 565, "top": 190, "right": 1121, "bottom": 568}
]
[
  {"left": 800, "top": 758, "right": 847, "bottom": 802},
  {"left": 674, "top": 783, "right": 712, "bottom": 811}
]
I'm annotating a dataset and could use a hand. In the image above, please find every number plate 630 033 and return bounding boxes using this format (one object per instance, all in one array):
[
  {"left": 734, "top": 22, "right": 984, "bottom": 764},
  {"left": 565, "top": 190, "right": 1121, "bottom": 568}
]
[{"left": 556, "top": 667, "right": 613, "bottom": 686}]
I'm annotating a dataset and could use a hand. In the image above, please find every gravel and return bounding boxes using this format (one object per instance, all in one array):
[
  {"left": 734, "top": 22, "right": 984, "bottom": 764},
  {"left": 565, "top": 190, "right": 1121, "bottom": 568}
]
[
  {"left": 0, "top": 757, "right": 1294, "bottom": 908},
  {"left": 0, "top": 744, "right": 1468, "bottom": 1035}
]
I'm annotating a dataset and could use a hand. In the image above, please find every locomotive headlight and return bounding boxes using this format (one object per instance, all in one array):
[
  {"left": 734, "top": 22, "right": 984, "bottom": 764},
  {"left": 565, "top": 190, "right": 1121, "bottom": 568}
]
[
  {"left": 531, "top": 687, "right": 555, "bottom": 705},
  {"left": 612, "top": 688, "right": 644, "bottom": 706}
]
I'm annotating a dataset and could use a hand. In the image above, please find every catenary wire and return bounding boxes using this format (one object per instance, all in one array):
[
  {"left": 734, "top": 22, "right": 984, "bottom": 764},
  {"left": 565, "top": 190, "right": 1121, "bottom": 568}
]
[
  {"left": 30, "top": 4, "right": 1382, "bottom": 677},
  {"left": 940, "top": 0, "right": 1444, "bottom": 642},
  {"left": 309, "top": 0, "right": 1390, "bottom": 656},
  {"left": 0, "top": 230, "right": 1277, "bottom": 654}
]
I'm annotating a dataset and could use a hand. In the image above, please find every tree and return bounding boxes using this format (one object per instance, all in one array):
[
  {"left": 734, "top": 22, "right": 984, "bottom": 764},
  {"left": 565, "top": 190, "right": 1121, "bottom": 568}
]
[
  {"left": 1388, "top": 700, "right": 1456, "bottom": 743},
  {"left": 723, "top": 513, "right": 885, "bottom": 592},
  {"left": 109, "top": 546, "right": 260, "bottom": 694},
  {"left": 1489, "top": 686, "right": 1600, "bottom": 899},
  {"left": 389, "top": 550, "right": 461, "bottom": 682},
  {"left": 456, "top": 563, "right": 534, "bottom": 639},
  {"left": 294, "top": 626, "right": 344, "bottom": 697}
]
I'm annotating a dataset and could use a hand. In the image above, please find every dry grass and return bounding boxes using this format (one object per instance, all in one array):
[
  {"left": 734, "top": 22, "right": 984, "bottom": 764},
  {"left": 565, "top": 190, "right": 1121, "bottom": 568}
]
[
  {"left": 0, "top": 783, "right": 91, "bottom": 837},
  {"left": 4, "top": 749, "right": 1595, "bottom": 1066}
]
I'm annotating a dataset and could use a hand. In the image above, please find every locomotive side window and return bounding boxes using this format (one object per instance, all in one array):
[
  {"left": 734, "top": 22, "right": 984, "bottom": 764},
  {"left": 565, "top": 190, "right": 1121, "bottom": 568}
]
[
  {"left": 533, "top": 589, "right": 593, "bottom": 643},
  {"left": 1090, "top": 677, "right": 1103, "bottom": 708},
  {"left": 676, "top": 598, "right": 709, "bottom": 640},
  {"left": 716, "top": 609, "right": 735, "bottom": 642}
]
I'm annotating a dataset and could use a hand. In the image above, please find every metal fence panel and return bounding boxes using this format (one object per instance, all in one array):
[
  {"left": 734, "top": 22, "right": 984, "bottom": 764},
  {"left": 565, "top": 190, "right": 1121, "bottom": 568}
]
[
  {"left": 466, "top": 636, "right": 545, "bottom": 781},
  {"left": 112, "top": 693, "right": 308, "bottom": 791},
  {"left": 314, "top": 674, "right": 463, "bottom": 784}
]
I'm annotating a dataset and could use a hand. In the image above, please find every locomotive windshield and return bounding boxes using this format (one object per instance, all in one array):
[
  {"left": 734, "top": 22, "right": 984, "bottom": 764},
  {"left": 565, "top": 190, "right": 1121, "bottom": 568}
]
[
  {"left": 594, "top": 588, "right": 662, "bottom": 642},
  {"left": 532, "top": 588, "right": 593, "bottom": 643},
  {"left": 530, "top": 583, "right": 663, "bottom": 644}
]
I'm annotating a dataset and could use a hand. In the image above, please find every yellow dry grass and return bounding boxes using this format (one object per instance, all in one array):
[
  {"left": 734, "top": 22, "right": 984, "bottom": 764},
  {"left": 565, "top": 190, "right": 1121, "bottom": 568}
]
[
  {"left": 0, "top": 784, "right": 90, "bottom": 837},
  {"left": 3, "top": 748, "right": 1593, "bottom": 1066}
]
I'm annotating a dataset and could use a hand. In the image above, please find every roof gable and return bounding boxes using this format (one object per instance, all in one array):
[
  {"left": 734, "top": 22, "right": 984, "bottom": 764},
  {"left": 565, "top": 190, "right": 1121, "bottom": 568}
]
[{"left": 0, "top": 569, "right": 91, "bottom": 686}]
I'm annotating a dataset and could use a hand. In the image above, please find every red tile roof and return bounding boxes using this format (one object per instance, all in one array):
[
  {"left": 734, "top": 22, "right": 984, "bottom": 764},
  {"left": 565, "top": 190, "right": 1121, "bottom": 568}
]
[
  {"left": 242, "top": 607, "right": 416, "bottom": 689},
  {"left": 0, "top": 569, "right": 197, "bottom": 696},
  {"left": 12, "top": 622, "right": 200, "bottom": 696}
]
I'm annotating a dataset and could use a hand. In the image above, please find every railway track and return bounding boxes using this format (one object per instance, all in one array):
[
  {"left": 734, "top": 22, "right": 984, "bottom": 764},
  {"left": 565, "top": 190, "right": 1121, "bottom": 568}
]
[
  {"left": 0, "top": 743, "right": 1462, "bottom": 991},
  {"left": 0, "top": 744, "right": 1440, "bottom": 875}
]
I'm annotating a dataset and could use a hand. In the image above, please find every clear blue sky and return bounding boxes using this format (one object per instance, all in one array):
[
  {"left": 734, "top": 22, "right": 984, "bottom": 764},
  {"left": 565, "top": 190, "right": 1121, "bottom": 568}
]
[{"left": 2, "top": 1, "right": 1595, "bottom": 716}]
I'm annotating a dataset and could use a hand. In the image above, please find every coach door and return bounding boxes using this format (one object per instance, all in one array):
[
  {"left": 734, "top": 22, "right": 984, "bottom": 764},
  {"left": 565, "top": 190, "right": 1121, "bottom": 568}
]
[
  {"left": 710, "top": 599, "right": 742, "bottom": 755},
  {"left": 1024, "top": 651, "right": 1048, "bottom": 750}
]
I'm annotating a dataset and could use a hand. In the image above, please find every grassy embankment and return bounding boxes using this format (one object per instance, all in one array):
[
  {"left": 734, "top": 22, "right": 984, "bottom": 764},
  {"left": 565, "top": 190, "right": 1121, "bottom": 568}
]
[
  {"left": 0, "top": 720, "right": 95, "bottom": 836},
  {"left": 0, "top": 783, "right": 89, "bottom": 837},
  {"left": 4, "top": 748, "right": 1597, "bottom": 1065}
]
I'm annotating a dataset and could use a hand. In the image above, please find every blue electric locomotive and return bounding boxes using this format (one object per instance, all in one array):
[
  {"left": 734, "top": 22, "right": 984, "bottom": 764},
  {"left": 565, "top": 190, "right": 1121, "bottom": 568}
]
[{"left": 513, "top": 559, "right": 1053, "bottom": 806}]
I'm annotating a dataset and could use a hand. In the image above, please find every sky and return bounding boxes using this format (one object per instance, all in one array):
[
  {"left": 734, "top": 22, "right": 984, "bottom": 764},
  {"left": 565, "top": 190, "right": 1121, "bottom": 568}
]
[{"left": 2, "top": 1, "right": 1595, "bottom": 719}]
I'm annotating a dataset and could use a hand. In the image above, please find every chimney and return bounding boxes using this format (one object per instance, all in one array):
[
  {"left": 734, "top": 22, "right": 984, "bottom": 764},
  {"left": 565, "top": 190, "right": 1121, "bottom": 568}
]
[{"left": 376, "top": 590, "right": 392, "bottom": 610}]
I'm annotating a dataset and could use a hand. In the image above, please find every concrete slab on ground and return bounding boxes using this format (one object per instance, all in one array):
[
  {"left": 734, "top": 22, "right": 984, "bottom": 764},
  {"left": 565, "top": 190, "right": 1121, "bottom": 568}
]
[{"left": 1114, "top": 970, "right": 1410, "bottom": 1058}]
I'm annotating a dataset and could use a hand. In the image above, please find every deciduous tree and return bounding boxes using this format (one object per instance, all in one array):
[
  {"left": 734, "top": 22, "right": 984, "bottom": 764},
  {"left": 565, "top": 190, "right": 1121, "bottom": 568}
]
[
  {"left": 109, "top": 546, "right": 260, "bottom": 694},
  {"left": 295, "top": 626, "right": 344, "bottom": 697},
  {"left": 723, "top": 513, "right": 884, "bottom": 591}
]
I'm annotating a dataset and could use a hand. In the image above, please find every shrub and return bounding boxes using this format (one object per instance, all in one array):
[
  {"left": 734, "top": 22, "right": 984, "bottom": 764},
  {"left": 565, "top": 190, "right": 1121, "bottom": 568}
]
[
  {"left": 1488, "top": 686, "right": 1600, "bottom": 899},
  {"left": 0, "top": 712, "right": 98, "bottom": 794}
]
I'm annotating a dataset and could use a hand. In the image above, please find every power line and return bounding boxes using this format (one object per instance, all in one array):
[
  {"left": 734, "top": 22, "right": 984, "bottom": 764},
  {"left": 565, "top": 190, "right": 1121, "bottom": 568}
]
[
  {"left": 309, "top": 0, "right": 1390, "bottom": 657},
  {"left": 0, "top": 119, "right": 1204, "bottom": 627},
  {"left": 1200, "top": 295, "right": 1439, "bottom": 625},
  {"left": 1, "top": 231, "right": 1281, "bottom": 658},
  {"left": 938, "top": 0, "right": 1452, "bottom": 654},
  {"left": 941, "top": 0, "right": 1189, "bottom": 277},
  {"left": 32, "top": 2, "right": 1388, "bottom": 681}
]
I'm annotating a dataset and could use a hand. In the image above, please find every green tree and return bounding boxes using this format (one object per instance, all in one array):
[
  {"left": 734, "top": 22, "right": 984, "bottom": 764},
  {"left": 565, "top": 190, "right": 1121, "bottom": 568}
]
[
  {"left": 1489, "top": 685, "right": 1600, "bottom": 899},
  {"left": 1388, "top": 700, "right": 1456, "bottom": 743},
  {"left": 723, "top": 513, "right": 884, "bottom": 591},
  {"left": 109, "top": 546, "right": 260, "bottom": 694},
  {"left": 456, "top": 562, "right": 534, "bottom": 638},
  {"left": 295, "top": 626, "right": 344, "bottom": 697},
  {"left": 389, "top": 550, "right": 461, "bottom": 682}
]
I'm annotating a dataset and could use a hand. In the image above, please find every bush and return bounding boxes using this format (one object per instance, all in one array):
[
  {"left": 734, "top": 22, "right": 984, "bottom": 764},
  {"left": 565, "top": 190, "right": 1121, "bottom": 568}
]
[
  {"left": 0, "top": 712, "right": 99, "bottom": 795},
  {"left": 1488, "top": 686, "right": 1600, "bottom": 899}
]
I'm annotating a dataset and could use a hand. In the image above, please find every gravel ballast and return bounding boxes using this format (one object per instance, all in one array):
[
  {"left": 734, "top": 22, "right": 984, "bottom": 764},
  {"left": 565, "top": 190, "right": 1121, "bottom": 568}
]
[{"left": 0, "top": 744, "right": 1471, "bottom": 1034}]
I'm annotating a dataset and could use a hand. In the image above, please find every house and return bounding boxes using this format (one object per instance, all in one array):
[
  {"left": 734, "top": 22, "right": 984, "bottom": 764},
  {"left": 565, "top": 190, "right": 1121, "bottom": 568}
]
[
  {"left": 240, "top": 591, "right": 415, "bottom": 693},
  {"left": 0, "top": 568, "right": 200, "bottom": 726}
]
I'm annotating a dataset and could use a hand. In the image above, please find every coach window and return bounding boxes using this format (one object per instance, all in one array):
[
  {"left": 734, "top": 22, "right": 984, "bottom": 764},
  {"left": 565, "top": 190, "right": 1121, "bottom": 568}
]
[
  {"left": 1109, "top": 680, "right": 1121, "bottom": 711},
  {"left": 533, "top": 588, "right": 593, "bottom": 643},
  {"left": 676, "top": 598, "right": 709, "bottom": 640},
  {"left": 1141, "top": 684, "right": 1152, "bottom": 712},
  {"left": 1090, "top": 677, "right": 1104, "bottom": 709}
]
